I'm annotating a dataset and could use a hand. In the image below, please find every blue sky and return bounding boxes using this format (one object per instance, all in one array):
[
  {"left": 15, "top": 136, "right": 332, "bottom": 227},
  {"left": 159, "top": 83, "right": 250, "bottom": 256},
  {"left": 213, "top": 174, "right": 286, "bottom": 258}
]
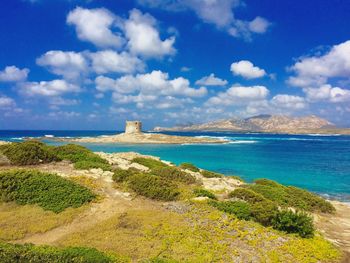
[{"left": 1, "top": 0, "right": 350, "bottom": 130}]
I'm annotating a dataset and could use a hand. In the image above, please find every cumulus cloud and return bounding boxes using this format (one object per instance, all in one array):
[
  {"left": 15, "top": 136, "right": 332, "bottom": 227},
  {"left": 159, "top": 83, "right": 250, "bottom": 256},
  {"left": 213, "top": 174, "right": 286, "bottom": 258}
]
[
  {"left": 288, "top": 40, "right": 350, "bottom": 88},
  {"left": 67, "top": 7, "right": 124, "bottom": 48},
  {"left": 125, "top": 9, "right": 176, "bottom": 58},
  {"left": 304, "top": 85, "right": 350, "bottom": 103},
  {"left": 96, "top": 70, "right": 207, "bottom": 97},
  {"left": 195, "top": 73, "right": 228, "bottom": 86},
  {"left": 137, "top": 0, "right": 271, "bottom": 40},
  {"left": 37, "top": 50, "right": 88, "bottom": 79},
  {"left": 206, "top": 85, "right": 269, "bottom": 106},
  {"left": 88, "top": 50, "right": 145, "bottom": 74},
  {"left": 0, "top": 66, "right": 29, "bottom": 82},
  {"left": 230, "top": 60, "right": 266, "bottom": 79},
  {"left": 20, "top": 80, "right": 80, "bottom": 97},
  {"left": 248, "top": 17, "right": 271, "bottom": 34},
  {"left": 271, "top": 94, "right": 307, "bottom": 110}
]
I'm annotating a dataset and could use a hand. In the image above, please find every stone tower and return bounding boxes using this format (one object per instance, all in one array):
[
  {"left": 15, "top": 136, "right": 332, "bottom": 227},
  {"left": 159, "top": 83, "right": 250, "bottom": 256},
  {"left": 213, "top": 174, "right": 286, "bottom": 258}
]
[{"left": 125, "top": 121, "right": 142, "bottom": 134}]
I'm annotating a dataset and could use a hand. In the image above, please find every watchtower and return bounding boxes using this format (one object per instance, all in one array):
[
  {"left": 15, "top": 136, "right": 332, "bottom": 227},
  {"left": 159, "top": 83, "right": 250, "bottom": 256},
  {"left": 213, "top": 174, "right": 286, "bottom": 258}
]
[{"left": 125, "top": 121, "right": 142, "bottom": 134}]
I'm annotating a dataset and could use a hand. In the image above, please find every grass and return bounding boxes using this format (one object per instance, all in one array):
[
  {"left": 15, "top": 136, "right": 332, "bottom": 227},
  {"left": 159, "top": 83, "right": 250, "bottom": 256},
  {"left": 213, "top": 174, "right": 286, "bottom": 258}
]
[
  {"left": 0, "top": 169, "right": 95, "bottom": 213},
  {"left": 132, "top": 157, "right": 168, "bottom": 170},
  {"left": 0, "top": 242, "right": 126, "bottom": 263},
  {"left": 249, "top": 179, "right": 335, "bottom": 213},
  {"left": 151, "top": 167, "right": 197, "bottom": 184},
  {"left": 57, "top": 204, "right": 340, "bottom": 262},
  {"left": 0, "top": 202, "right": 86, "bottom": 241},
  {"left": 179, "top": 163, "right": 199, "bottom": 172}
]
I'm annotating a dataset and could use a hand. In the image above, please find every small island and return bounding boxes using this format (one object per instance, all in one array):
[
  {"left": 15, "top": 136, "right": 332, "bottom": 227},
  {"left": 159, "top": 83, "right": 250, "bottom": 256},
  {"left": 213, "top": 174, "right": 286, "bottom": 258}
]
[{"left": 53, "top": 121, "right": 228, "bottom": 144}]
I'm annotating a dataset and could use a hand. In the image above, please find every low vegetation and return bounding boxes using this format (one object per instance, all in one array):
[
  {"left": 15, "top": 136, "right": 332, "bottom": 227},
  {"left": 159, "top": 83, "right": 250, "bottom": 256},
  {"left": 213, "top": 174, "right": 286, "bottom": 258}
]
[
  {"left": 132, "top": 157, "right": 168, "bottom": 170},
  {"left": 201, "top": 170, "right": 223, "bottom": 178},
  {"left": 127, "top": 173, "right": 180, "bottom": 201},
  {"left": 179, "top": 162, "right": 199, "bottom": 172},
  {"left": 112, "top": 168, "right": 138, "bottom": 183},
  {"left": 248, "top": 179, "right": 335, "bottom": 213},
  {"left": 193, "top": 188, "right": 217, "bottom": 200},
  {"left": 55, "top": 144, "right": 112, "bottom": 171},
  {"left": 0, "top": 170, "right": 95, "bottom": 213},
  {"left": 0, "top": 202, "right": 86, "bottom": 241},
  {"left": 0, "top": 242, "right": 124, "bottom": 263},
  {"left": 0, "top": 140, "right": 60, "bottom": 165},
  {"left": 272, "top": 210, "right": 315, "bottom": 238},
  {"left": 0, "top": 141, "right": 112, "bottom": 171},
  {"left": 151, "top": 166, "right": 197, "bottom": 184}
]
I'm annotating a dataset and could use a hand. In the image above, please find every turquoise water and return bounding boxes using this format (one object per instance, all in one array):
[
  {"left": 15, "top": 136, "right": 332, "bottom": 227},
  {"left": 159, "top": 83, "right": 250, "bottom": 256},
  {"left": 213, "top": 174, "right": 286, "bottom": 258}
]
[{"left": 1, "top": 130, "right": 349, "bottom": 201}]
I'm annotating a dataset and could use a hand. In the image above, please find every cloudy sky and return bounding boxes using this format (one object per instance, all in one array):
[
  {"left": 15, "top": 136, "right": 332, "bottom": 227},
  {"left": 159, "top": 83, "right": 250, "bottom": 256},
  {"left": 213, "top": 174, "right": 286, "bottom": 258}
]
[{"left": 1, "top": 0, "right": 350, "bottom": 130}]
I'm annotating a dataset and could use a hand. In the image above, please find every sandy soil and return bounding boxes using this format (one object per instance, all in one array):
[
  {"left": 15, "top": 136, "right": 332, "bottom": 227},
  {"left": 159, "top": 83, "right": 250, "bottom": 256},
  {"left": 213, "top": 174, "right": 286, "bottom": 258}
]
[
  {"left": 314, "top": 201, "right": 350, "bottom": 261},
  {"left": 51, "top": 132, "right": 228, "bottom": 144}
]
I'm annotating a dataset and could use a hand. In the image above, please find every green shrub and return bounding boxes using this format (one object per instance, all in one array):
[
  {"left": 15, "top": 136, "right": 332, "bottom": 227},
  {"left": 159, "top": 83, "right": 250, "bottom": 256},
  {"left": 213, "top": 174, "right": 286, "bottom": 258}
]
[
  {"left": 193, "top": 188, "right": 217, "bottom": 200},
  {"left": 0, "top": 169, "right": 95, "bottom": 213},
  {"left": 179, "top": 163, "right": 199, "bottom": 172},
  {"left": 74, "top": 161, "right": 112, "bottom": 171},
  {"left": 151, "top": 166, "right": 197, "bottom": 184},
  {"left": 209, "top": 200, "right": 251, "bottom": 220},
  {"left": 272, "top": 210, "right": 315, "bottom": 238},
  {"left": 55, "top": 144, "right": 111, "bottom": 171},
  {"left": 250, "top": 200, "right": 278, "bottom": 226},
  {"left": 0, "top": 242, "right": 124, "bottom": 263},
  {"left": 127, "top": 173, "right": 179, "bottom": 201},
  {"left": 0, "top": 141, "right": 60, "bottom": 165},
  {"left": 201, "top": 170, "right": 223, "bottom": 178},
  {"left": 229, "top": 188, "right": 266, "bottom": 203},
  {"left": 112, "top": 168, "right": 138, "bottom": 183},
  {"left": 250, "top": 179, "right": 335, "bottom": 213},
  {"left": 132, "top": 157, "right": 168, "bottom": 170}
]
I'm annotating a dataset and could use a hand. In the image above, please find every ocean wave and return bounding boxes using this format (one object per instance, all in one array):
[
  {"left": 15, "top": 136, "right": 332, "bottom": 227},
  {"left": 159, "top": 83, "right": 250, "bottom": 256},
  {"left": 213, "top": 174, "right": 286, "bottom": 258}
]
[
  {"left": 11, "top": 137, "right": 24, "bottom": 140},
  {"left": 228, "top": 140, "right": 258, "bottom": 144},
  {"left": 306, "top": 133, "right": 341, "bottom": 136},
  {"left": 44, "top": 134, "right": 54, "bottom": 138}
]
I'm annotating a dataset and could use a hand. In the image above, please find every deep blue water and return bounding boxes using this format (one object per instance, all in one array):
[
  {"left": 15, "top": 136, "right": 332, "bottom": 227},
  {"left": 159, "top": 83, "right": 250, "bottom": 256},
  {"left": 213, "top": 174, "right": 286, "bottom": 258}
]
[{"left": 1, "top": 130, "right": 349, "bottom": 202}]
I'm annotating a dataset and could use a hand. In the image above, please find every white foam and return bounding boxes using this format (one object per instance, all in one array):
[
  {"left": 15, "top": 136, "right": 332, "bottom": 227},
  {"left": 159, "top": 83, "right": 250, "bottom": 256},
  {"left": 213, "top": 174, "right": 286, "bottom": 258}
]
[{"left": 44, "top": 134, "right": 54, "bottom": 138}]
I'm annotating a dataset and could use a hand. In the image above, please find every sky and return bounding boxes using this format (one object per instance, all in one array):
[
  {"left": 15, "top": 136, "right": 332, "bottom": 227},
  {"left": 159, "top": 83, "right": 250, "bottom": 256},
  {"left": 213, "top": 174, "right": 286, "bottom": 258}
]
[{"left": 0, "top": 0, "right": 350, "bottom": 130}]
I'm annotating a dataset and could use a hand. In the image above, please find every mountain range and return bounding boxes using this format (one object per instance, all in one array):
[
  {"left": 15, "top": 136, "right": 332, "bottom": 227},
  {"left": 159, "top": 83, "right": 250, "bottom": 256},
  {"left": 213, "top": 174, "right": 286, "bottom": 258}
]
[{"left": 153, "top": 115, "right": 350, "bottom": 134}]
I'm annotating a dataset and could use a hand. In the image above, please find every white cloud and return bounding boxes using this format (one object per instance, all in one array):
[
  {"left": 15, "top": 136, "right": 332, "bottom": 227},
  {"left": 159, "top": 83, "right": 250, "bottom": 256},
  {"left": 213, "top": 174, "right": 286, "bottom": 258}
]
[
  {"left": 271, "top": 94, "right": 307, "bottom": 110},
  {"left": 304, "top": 85, "right": 350, "bottom": 103},
  {"left": 206, "top": 85, "right": 269, "bottom": 106},
  {"left": 88, "top": 50, "right": 145, "bottom": 74},
  {"left": 195, "top": 73, "right": 228, "bottom": 86},
  {"left": 288, "top": 40, "right": 350, "bottom": 87},
  {"left": 125, "top": 9, "right": 176, "bottom": 58},
  {"left": 248, "top": 17, "right": 271, "bottom": 34},
  {"left": 137, "top": 0, "right": 271, "bottom": 40},
  {"left": 0, "top": 66, "right": 29, "bottom": 82},
  {"left": 37, "top": 50, "right": 88, "bottom": 79},
  {"left": 20, "top": 80, "right": 80, "bottom": 97},
  {"left": 180, "top": 66, "right": 192, "bottom": 72},
  {"left": 67, "top": 7, "right": 124, "bottom": 48},
  {"left": 96, "top": 70, "right": 207, "bottom": 97},
  {"left": 0, "top": 95, "right": 16, "bottom": 108},
  {"left": 231, "top": 60, "right": 266, "bottom": 79}
]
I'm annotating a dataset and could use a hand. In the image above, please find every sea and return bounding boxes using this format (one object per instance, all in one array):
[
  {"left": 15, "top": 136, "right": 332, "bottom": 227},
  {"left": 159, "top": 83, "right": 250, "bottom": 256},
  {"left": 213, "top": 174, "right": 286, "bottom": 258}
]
[{"left": 1, "top": 130, "right": 349, "bottom": 203}]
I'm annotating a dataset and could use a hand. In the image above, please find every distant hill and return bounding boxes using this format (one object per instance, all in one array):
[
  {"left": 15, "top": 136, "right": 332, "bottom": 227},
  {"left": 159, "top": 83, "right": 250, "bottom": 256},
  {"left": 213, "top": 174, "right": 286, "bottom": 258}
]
[{"left": 153, "top": 115, "right": 350, "bottom": 134}]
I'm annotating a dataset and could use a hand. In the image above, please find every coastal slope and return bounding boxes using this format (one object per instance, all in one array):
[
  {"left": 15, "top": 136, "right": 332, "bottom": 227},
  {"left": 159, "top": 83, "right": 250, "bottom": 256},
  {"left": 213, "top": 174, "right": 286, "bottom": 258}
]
[{"left": 154, "top": 114, "right": 350, "bottom": 134}]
